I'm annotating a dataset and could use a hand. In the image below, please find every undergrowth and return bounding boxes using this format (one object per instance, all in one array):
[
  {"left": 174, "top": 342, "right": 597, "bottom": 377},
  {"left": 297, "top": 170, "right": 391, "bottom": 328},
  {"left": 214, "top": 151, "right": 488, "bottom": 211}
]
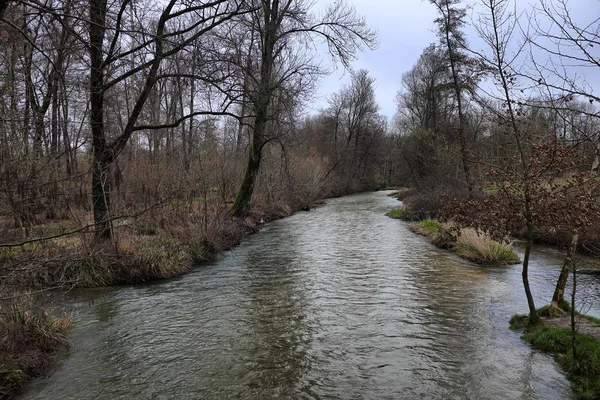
[
  {"left": 407, "top": 220, "right": 519, "bottom": 266},
  {"left": 0, "top": 299, "right": 71, "bottom": 398},
  {"left": 387, "top": 208, "right": 413, "bottom": 220}
]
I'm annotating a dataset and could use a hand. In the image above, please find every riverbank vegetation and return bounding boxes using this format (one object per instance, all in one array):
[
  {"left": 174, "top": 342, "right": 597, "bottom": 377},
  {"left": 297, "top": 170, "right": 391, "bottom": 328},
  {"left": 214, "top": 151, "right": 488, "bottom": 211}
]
[
  {"left": 511, "top": 302, "right": 600, "bottom": 399},
  {"left": 385, "top": 0, "right": 600, "bottom": 393},
  {"left": 387, "top": 0, "right": 600, "bottom": 323},
  {"left": 403, "top": 217, "right": 519, "bottom": 266},
  {"left": 0, "top": 0, "right": 387, "bottom": 395},
  {"left": 1, "top": 0, "right": 599, "bottom": 397},
  {"left": 0, "top": 298, "right": 71, "bottom": 398}
]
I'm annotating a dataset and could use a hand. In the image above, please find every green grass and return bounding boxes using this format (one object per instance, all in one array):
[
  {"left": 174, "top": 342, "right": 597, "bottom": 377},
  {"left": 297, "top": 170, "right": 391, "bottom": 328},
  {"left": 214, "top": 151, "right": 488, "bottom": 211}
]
[
  {"left": 524, "top": 327, "right": 600, "bottom": 398},
  {"left": 510, "top": 304, "right": 600, "bottom": 399},
  {"left": 420, "top": 219, "right": 442, "bottom": 235},
  {"left": 509, "top": 314, "right": 530, "bottom": 330},
  {"left": 387, "top": 208, "right": 413, "bottom": 220},
  {"left": 408, "top": 219, "right": 455, "bottom": 249},
  {"left": 482, "top": 185, "right": 500, "bottom": 193}
]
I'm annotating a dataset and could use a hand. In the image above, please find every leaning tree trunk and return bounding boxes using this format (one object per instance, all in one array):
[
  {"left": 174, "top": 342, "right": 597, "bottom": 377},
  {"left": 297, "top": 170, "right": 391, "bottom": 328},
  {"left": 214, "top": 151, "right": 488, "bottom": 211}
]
[
  {"left": 551, "top": 231, "right": 578, "bottom": 309},
  {"left": 230, "top": 129, "right": 264, "bottom": 218}
]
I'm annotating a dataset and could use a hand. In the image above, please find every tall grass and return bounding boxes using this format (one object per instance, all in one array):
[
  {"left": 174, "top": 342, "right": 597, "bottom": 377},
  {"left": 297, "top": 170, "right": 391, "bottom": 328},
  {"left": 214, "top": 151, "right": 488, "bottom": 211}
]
[
  {"left": 455, "top": 228, "right": 520, "bottom": 266},
  {"left": 0, "top": 299, "right": 71, "bottom": 398}
]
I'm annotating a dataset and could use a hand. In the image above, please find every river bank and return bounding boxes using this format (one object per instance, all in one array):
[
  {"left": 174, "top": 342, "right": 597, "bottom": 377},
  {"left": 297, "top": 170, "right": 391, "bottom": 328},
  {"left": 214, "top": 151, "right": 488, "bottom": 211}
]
[
  {"left": 14, "top": 191, "right": 578, "bottom": 399},
  {"left": 0, "top": 194, "right": 332, "bottom": 398},
  {"left": 390, "top": 189, "right": 600, "bottom": 398},
  {"left": 511, "top": 303, "right": 600, "bottom": 399}
]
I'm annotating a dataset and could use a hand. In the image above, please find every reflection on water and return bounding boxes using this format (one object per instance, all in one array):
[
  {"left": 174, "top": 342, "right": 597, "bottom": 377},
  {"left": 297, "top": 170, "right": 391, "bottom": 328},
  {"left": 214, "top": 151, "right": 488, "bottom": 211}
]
[{"left": 20, "top": 191, "right": 592, "bottom": 399}]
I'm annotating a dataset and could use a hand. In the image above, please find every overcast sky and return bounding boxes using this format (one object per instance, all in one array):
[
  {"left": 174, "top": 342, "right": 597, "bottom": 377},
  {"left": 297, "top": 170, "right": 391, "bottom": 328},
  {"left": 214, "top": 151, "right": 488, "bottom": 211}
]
[
  {"left": 308, "top": 0, "right": 600, "bottom": 121},
  {"left": 309, "top": 0, "right": 439, "bottom": 119}
]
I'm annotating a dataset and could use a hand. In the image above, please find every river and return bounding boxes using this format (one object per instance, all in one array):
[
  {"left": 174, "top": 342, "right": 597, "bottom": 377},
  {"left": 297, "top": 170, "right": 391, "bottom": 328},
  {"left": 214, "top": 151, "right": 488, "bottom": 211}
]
[{"left": 19, "top": 191, "right": 600, "bottom": 399}]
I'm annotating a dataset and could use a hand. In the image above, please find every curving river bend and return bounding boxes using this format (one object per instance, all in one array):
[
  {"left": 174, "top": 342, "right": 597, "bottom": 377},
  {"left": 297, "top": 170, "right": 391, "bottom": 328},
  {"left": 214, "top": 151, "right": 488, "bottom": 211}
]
[{"left": 20, "top": 191, "right": 600, "bottom": 399}]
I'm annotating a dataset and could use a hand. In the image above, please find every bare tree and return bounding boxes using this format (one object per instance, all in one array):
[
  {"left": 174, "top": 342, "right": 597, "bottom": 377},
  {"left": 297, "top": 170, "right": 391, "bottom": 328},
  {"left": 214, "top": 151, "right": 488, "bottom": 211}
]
[
  {"left": 472, "top": 0, "right": 540, "bottom": 323},
  {"left": 229, "top": 0, "right": 377, "bottom": 218},
  {"left": 524, "top": 0, "right": 600, "bottom": 172},
  {"left": 87, "top": 0, "right": 246, "bottom": 239}
]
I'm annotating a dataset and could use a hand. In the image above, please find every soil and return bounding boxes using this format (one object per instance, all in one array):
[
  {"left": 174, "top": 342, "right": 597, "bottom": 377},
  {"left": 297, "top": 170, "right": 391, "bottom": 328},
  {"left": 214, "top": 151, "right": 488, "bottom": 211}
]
[{"left": 544, "top": 315, "right": 600, "bottom": 342}]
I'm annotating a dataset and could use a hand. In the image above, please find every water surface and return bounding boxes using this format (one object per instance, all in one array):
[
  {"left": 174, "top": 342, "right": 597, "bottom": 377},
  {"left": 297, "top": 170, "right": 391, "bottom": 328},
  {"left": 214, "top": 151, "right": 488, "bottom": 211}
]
[{"left": 21, "top": 191, "right": 599, "bottom": 399}]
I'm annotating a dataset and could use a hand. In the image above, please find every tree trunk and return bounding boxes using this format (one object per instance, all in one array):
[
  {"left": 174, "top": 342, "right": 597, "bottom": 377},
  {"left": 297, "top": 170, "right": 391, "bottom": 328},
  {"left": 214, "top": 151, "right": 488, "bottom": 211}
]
[
  {"left": 230, "top": 131, "right": 263, "bottom": 218},
  {"left": 591, "top": 142, "right": 600, "bottom": 174},
  {"left": 0, "top": 0, "right": 9, "bottom": 20},
  {"left": 571, "top": 256, "right": 577, "bottom": 359},
  {"left": 551, "top": 231, "right": 578, "bottom": 308},
  {"left": 442, "top": 1, "right": 473, "bottom": 194},
  {"left": 92, "top": 158, "right": 112, "bottom": 239},
  {"left": 230, "top": 2, "right": 277, "bottom": 218},
  {"left": 89, "top": 0, "right": 109, "bottom": 239},
  {"left": 523, "top": 199, "right": 538, "bottom": 324}
]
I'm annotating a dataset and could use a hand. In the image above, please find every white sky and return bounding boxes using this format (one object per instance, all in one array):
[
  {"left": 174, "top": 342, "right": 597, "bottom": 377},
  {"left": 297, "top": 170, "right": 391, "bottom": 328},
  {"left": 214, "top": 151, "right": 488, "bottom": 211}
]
[
  {"left": 309, "top": 0, "right": 600, "bottom": 121},
  {"left": 310, "top": 0, "right": 439, "bottom": 119}
]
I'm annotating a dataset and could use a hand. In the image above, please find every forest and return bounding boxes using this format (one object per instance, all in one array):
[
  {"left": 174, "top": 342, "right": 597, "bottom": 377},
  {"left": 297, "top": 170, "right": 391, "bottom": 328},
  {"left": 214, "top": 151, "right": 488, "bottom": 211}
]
[{"left": 0, "top": 0, "right": 599, "bottom": 397}]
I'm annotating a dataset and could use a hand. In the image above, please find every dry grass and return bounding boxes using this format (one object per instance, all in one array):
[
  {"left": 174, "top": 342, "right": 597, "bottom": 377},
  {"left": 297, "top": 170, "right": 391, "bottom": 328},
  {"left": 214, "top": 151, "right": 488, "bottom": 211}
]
[
  {"left": 0, "top": 297, "right": 72, "bottom": 398},
  {"left": 455, "top": 228, "right": 520, "bottom": 266}
]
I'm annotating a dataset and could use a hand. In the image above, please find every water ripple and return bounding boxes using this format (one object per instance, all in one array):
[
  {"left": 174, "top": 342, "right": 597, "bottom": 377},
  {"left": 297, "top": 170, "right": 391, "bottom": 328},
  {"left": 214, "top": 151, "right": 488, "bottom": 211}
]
[{"left": 19, "top": 191, "right": 583, "bottom": 399}]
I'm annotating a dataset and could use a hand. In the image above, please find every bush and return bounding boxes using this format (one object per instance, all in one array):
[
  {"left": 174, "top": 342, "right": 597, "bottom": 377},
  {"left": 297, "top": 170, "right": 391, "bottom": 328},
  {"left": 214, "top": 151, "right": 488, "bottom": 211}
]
[
  {"left": 454, "top": 228, "right": 520, "bottom": 266},
  {"left": 0, "top": 300, "right": 71, "bottom": 398}
]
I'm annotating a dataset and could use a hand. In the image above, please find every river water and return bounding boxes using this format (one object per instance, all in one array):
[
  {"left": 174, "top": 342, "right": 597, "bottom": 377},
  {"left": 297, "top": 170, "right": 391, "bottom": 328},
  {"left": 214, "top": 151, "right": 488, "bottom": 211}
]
[{"left": 19, "top": 191, "right": 600, "bottom": 399}]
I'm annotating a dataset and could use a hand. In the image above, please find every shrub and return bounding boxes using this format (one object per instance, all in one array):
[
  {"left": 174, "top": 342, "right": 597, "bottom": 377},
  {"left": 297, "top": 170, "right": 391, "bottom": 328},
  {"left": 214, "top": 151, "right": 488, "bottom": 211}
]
[
  {"left": 0, "top": 300, "right": 71, "bottom": 398},
  {"left": 454, "top": 228, "right": 520, "bottom": 266}
]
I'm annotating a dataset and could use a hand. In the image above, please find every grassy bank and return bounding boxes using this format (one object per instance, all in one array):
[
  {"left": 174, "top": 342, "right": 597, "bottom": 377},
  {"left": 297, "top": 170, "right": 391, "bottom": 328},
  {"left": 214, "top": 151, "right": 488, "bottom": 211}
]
[
  {"left": 0, "top": 202, "right": 297, "bottom": 291},
  {"left": 510, "top": 304, "right": 600, "bottom": 399},
  {"left": 388, "top": 213, "right": 519, "bottom": 266},
  {"left": 0, "top": 199, "right": 304, "bottom": 397},
  {"left": 0, "top": 299, "right": 71, "bottom": 398}
]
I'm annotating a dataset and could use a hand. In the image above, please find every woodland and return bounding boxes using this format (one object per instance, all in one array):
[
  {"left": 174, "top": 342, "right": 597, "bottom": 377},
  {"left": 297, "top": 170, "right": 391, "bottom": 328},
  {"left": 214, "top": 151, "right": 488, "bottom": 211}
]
[{"left": 0, "top": 0, "right": 599, "bottom": 397}]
